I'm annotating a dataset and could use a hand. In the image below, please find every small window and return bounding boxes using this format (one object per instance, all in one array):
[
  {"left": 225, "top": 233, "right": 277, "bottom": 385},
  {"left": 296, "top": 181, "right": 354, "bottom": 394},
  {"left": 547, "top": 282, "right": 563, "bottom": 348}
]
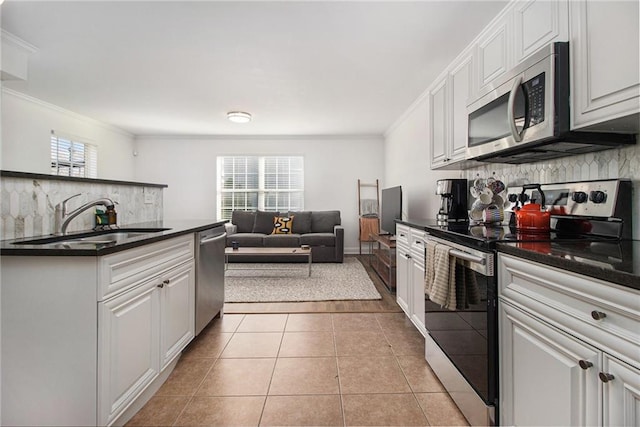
[
  {"left": 217, "top": 156, "right": 304, "bottom": 220},
  {"left": 50, "top": 131, "right": 97, "bottom": 178}
]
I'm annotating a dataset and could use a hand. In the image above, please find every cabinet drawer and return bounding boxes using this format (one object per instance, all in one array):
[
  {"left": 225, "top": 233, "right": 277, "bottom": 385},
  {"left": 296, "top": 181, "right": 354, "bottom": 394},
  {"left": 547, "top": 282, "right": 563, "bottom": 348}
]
[
  {"left": 98, "top": 234, "right": 195, "bottom": 300},
  {"left": 410, "top": 229, "right": 427, "bottom": 267},
  {"left": 396, "top": 225, "right": 410, "bottom": 246},
  {"left": 499, "top": 254, "right": 640, "bottom": 366}
]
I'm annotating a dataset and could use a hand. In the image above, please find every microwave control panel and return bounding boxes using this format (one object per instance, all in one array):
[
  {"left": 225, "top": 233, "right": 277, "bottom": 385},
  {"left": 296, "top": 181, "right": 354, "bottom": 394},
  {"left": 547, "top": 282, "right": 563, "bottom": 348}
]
[{"left": 525, "top": 72, "right": 546, "bottom": 127}]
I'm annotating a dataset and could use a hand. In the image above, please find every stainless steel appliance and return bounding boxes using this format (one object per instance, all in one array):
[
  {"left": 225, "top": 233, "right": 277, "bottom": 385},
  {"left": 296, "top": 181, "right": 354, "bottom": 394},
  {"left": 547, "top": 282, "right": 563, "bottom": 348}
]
[
  {"left": 423, "top": 179, "right": 633, "bottom": 426},
  {"left": 435, "top": 179, "right": 468, "bottom": 226},
  {"left": 466, "top": 42, "right": 635, "bottom": 164},
  {"left": 195, "top": 226, "right": 226, "bottom": 335},
  {"left": 424, "top": 235, "right": 497, "bottom": 426}
]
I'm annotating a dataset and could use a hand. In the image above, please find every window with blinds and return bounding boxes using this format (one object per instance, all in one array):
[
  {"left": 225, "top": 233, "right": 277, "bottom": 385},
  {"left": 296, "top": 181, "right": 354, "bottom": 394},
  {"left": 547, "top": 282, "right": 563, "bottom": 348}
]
[
  {"left": 217, "top": 156, "right": 304, "bottom": 220},
  {"left": 50, "top": 132, "right": 98, "bottom": 178}
]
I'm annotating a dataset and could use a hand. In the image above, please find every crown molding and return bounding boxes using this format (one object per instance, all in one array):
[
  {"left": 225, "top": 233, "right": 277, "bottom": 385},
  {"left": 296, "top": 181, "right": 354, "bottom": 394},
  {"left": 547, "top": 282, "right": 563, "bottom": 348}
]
[
  {"left": 135, "top": 133, "right": 384, "bottom": 141},
  {"left": 2, "top": 87, "right": 134, "bottom": 138},
  {"left": 1, "top": 29, "right": 38, "bottom": 53}
]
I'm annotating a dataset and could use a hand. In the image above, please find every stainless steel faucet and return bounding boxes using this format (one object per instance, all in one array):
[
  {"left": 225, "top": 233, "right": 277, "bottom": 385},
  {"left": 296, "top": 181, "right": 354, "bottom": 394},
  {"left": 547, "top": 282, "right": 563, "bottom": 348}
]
[{"left": 54, "top": 194, "right": 116, "bottom": 235}]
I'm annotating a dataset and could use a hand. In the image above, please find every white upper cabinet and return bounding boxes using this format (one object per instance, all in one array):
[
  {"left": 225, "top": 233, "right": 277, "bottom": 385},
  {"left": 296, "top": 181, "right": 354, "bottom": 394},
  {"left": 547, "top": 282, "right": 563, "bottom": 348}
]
[
  {"left": 429, "top": 75, "right": 449, "bottom": 168},
  {"left": 569, "top": 0, "right": 640, "bottom": 132},
  {"left": 513, "top": 0, "right": 569, "bottom": 65},
  {"left": 476, "top": 13, "right": 512, "bottom": 94},
  {"left": 429, "top": 51, "right": 474, "bottom": 169},
  {"left": 449, "top": 53, "right": 474, "bottom": 161}
]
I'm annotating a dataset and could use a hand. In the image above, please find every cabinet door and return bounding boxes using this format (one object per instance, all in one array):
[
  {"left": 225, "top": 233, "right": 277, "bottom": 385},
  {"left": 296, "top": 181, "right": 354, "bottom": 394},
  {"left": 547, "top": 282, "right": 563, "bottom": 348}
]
[
  {"left": 513, "top": 0, "right": 568, "bottom": 64},
  {"left": 449, "top": 53, "right": 474, "bottom": 162},
  {"left": 601, "top": 355, "right": 640, "bottom": 427},
  {"left": 160, "top": 261, "right": 196, "bottom": 369},
  {"left": 410, "top": 260, "right": 426, "bottom": 336},
  {"left": 98, "top": 280, "right": 161, "bottom": 426},
  {"left": 429, "top": 76, "right": 449, "bottom": 168},
  {"left": 396, "top": 247, "right": 411, "bottom": 315},
  {"left": 570, "top": 0, "right": 640, "bottom": 131},
  {"left": 500, "top": 301, "right": 600, "bottom": 426},
  {"left": 476, "top": 14, "right": 512, "bottom": 93}
]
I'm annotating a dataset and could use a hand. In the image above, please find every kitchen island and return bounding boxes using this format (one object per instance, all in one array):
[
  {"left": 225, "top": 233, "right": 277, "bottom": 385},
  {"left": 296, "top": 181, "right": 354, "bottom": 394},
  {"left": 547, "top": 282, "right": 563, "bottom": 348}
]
[{"left": 1, "top": 219, "right": 226, "bottom": 426}]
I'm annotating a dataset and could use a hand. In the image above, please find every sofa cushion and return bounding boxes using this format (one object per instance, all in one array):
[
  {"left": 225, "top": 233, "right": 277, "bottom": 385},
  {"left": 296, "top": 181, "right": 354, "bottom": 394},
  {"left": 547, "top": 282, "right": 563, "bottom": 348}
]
[
  {"left": 311, "top": 210, "right": 341, "bottom": 233},
  {"left": 288, "top": 211, "right": 312, "bottom": 234},
  {"left": 263, "top": 234, "right": 301, "bottom": 247},
  {"left": 226, "top": 233, "right": 264, "bottom": 247},
  {"left": 272, "top": 216, "right": 294, "bottom": 234},
  {"left": 232, "top": 211, "right": 256, "bottom": 233},
  {"left": 301, "top": 233, "right": 336, "bottom": 246},
  {"left": 253, "top": 210, "right": 279, "bottom": 234}
]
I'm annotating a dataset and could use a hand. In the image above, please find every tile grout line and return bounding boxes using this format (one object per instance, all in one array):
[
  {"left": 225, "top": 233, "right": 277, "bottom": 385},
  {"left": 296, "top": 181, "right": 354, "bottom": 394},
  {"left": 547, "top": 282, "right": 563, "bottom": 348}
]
[
  {"left": 171, "top": 313, "right": 246, "bottom": 426},
  {"left": 330, "top": 313, "right": 348, "bottom": 427},
  {"left": 256, "top": 313, "right": 289, "bottom": 427}
]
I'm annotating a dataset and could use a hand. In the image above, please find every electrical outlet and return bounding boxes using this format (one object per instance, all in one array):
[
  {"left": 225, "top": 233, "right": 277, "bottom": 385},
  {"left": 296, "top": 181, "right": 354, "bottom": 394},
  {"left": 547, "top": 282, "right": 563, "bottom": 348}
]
[{"left": 144, "top": 188, "right": 154, "bottom": 204}]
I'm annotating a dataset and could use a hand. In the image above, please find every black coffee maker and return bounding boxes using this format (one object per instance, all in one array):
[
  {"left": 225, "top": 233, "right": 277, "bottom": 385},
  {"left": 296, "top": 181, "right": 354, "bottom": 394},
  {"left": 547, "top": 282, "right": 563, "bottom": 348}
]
[{"left": 435, "top": 179, "right": 468, "bottom": 225}]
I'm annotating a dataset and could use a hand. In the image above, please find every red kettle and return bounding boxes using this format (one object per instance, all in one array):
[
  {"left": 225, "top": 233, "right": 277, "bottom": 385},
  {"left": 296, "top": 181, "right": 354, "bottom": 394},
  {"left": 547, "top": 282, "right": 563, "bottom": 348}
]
[{"left": 513, "top": 184, "right": 550, "bottom": 233}]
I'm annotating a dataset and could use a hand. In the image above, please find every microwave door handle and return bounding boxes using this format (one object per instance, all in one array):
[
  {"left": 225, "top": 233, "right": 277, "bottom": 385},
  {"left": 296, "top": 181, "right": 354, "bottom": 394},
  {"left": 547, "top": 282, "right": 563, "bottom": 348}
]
[{"left": 508, "top": 76, "right": 524, "bottom": 142}]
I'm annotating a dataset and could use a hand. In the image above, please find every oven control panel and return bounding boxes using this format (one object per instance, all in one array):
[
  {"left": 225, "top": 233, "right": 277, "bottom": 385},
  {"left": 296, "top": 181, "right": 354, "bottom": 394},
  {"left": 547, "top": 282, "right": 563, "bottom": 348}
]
[{"left": 506, "top": 179, "right": 630, "bottom": 218}]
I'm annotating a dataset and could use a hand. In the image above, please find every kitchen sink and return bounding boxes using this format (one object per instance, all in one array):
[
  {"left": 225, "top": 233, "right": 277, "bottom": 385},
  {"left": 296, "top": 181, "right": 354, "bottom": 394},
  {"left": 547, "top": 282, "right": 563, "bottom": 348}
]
[{"left": 12, "top": 228, "right": 170, "bottom": 246}]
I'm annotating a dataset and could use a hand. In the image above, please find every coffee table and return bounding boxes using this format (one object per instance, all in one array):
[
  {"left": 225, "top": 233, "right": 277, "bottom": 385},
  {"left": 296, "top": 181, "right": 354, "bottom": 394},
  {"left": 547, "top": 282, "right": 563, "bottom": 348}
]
[{"left": 224, "top": 247, "right": 313, "bottom": 277}]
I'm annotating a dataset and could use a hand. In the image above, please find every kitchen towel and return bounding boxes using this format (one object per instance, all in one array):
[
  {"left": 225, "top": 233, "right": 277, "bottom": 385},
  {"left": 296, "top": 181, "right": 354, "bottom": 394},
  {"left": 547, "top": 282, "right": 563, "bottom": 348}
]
[
  {"left": 455, "top": 262, "right": 481, "bottom": 309},
  {"left": 360, "top": 199, "right": 379, "bottom": 217},
  {"left": 426, "top": 243, "right": 457, "bottom": 310}
]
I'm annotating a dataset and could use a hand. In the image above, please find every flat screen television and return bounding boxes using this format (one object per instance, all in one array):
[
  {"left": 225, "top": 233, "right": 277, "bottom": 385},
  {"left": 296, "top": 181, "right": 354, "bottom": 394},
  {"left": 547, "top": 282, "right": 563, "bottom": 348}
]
[{"left": 380, "top": 186, "right": 402, "bottom": 235}]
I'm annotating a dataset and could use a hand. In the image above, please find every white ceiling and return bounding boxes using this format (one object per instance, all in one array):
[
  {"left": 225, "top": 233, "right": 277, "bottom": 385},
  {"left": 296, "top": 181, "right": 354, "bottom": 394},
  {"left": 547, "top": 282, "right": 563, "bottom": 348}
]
[{"left": 1, "top": 1, "right": 508, "bottom": 137}]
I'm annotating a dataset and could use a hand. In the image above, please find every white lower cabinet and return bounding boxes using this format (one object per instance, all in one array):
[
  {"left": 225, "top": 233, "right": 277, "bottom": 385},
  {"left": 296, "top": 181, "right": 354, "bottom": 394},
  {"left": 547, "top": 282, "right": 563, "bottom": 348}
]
[
  {"left": 500, "top": 301, "right": 599, "bottom": 426},
  {"left": 395, "top": 224, "right": 426, "bottom": 335},
  {"left": 160, "top": 261, "right": 196, "bottom": 370},
  {"left": 602, "top": 355, "right": 640, "bottom": 427},
  {"left": 99, "top": 279, "right": 161, "bottom": 426},
  {"left": 0, "top": 234, "right": 196, "bottom": 426},
  {"left": 98, "top": 258, "right": 195, "bottom": 426},
  {"left": 498, "top": 253, "right": 640, "bottom": 426}
]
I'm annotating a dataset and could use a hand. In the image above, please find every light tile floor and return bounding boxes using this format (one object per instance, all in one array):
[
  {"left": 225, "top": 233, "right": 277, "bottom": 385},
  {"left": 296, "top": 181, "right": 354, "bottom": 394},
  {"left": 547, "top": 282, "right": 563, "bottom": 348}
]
[{"left": 126, "top": 312, "right": 469, "bottom": 426}]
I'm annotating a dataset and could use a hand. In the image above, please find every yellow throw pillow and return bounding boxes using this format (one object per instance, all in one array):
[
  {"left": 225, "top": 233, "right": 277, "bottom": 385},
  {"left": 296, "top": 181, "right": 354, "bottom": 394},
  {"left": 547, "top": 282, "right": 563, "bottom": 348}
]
[{"left": 272, "top": 216, "right": 294, "bottom": 234}]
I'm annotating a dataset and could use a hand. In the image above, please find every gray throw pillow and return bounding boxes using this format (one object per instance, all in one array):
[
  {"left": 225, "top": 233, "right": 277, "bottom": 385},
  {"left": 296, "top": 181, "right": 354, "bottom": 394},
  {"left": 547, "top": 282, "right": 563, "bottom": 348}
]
[
  {"left": 288, "top": 211, "right": 312, "bottom": 234},
  {"left": 232, "top": 210, "right": 256, "bottom": 233},
  {"left": 253, "top": 210, "right": 279, "bottom": 234},
  {"left": 311, "top": 210, "right": 341, "bottom": 233}
]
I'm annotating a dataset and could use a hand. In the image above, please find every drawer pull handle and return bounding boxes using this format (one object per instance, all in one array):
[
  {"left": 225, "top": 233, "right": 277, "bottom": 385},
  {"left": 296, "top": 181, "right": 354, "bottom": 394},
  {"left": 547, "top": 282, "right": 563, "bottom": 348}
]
[
  {"left": 599, "top": 372, "right": 615, "bottom": 383},
  {"left": 591, "top": 310, "right": 607, "bottom": 321},
  {"left": 578, "top": 360, "right": 593, "bottom": 370},
  {"left": 157, "top": 283, "right": 164, "bottom": 288}
]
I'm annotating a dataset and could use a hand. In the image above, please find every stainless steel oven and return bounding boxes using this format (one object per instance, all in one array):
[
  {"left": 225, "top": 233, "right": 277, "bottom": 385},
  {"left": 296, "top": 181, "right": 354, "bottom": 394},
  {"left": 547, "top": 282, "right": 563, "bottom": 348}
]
[{"left": 424, "top": 235, "right": 498, "bottom": 426}]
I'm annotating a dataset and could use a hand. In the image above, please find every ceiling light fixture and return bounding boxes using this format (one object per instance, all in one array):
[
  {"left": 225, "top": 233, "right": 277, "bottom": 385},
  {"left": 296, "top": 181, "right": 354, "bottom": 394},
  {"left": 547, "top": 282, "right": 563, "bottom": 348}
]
[{"left": 227, "top": 111, "right": 252, "bottom": 123}]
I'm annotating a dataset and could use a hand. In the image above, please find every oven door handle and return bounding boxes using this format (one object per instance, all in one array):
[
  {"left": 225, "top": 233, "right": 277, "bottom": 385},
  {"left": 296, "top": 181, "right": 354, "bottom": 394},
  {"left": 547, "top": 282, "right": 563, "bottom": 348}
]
[{"left": 449, "top": 249, "right": 486, "bottom": 265}]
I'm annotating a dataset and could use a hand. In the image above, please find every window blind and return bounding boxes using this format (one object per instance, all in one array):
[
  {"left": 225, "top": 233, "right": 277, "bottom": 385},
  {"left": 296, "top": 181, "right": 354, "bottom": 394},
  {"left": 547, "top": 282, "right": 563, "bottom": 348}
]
[
  {"left": 217, "top": 156, "right": 304, "bottom": 220},
  {"left": 50, "top": 131, "right": 98, "bottom": 178}
]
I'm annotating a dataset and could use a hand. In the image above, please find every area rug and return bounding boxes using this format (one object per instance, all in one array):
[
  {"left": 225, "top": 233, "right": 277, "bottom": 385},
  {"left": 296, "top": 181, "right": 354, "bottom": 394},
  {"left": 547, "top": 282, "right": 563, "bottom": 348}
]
[{"left": 224, "top": 257, "right": 382, "bottom": 302}]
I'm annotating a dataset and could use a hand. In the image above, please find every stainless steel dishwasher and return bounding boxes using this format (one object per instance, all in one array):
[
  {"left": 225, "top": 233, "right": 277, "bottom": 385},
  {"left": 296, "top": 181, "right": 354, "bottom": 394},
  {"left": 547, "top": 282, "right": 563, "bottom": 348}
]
[{"left": 195, "top": 226, "right": 226, "bottom": 335}]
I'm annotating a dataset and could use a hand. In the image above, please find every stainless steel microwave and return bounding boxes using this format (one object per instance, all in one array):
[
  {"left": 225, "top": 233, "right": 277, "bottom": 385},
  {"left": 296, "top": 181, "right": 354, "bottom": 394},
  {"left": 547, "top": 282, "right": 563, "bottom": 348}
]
[{"left": 466, "top": 42, "right": 635, "bottom": 163}]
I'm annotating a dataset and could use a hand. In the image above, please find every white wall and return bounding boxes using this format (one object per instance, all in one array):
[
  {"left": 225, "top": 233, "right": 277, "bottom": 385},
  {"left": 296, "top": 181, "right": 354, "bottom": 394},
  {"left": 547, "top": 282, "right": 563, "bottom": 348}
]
[
  {"left": 134, "top": 135, "right": 384, "bottom": 254},
  {"left": 384, "top": 96, "right": 459, "bottom": 221},
  {"left": 1, "top": 89, "right": 136, "bottom": 181}
]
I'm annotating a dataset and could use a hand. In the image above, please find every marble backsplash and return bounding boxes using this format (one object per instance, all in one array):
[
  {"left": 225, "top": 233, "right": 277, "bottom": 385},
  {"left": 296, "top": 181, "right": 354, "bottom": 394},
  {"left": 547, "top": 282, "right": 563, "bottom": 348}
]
[
  {"left": 464, "top": 144, "right": 640, "bottom": 186},
  {"left": 0, "top": 176, "right": 163, "bottom": 240},
  {"left": 463, "top": 143, "right": 640, "bottom": 239}
]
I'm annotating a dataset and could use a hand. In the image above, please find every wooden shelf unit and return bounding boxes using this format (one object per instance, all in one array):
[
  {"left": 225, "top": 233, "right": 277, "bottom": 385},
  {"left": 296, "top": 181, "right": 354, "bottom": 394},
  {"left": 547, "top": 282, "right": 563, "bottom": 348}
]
[{"left": 368, "top": 233, "right": 396, "bottom": 292}]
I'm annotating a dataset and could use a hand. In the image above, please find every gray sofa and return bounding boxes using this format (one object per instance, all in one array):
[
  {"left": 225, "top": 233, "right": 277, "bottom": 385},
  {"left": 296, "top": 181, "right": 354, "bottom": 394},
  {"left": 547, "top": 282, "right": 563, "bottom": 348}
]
[{"left": 225, "top": 210, "right": 344, "bottom": 263}]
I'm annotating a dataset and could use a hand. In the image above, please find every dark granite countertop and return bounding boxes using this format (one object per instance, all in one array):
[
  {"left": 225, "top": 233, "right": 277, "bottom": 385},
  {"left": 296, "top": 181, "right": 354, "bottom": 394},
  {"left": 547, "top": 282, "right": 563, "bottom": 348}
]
[
  {"left": 0, "top": 219, "right": 227, "bottom": 256},
  {"left": 396, "top": 218, "right": 639, "bottom": 290},
  {"left": 497, "top": 240, "right": 639, "bottom": 291}
]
